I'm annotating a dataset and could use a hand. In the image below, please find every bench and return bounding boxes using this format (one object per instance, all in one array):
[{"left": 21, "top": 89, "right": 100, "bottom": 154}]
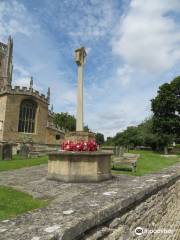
[{"left": 112, "top": 153, "right": 140, "bottom": 172}]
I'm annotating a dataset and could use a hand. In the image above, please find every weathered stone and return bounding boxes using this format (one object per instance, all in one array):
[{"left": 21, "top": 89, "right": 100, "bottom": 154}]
[
  {"left": 75, "top": 47, "right": 86, "bottom": 132},
  {"left": 0, "top": 163, "right": 179, "bottom": 240},
  {"left": 0, "top": 142, "right": 12, "bottom": 160},
  {"left": 0, "top": 37, "right": 65, "bottom": 148},
  {"left": 47, "top": 151, "right": 112, "bottom": 182},
  {"left": 109, "top": 218, "right": 121, "bottom": 229},
  {"left": 19, "top": 143, "right": 30, "bottom": 158},
  {"left": 85, "top": 227, "right": 112, "bottom": 240},
  {"left": 65, "top": 131, "right": 95, "bottom": 142},
  {"left": 105, "top": 226, "right": 124, "bottom": 240}
]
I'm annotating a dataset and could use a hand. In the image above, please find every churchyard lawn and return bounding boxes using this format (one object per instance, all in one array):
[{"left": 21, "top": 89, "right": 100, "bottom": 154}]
[
  {"left": 0, "top": 156, "right": 49, "bottom": 220},
  {"left": 112, "top": 150, "right": 180, "bottom": 176},
  {"left": 0, "top": 151, "right": 179, "bottom": 221},
  {"left": 0, "top": 155, "right": 48, "bottom": 171},
  {"left": 0, "top": 151, "right": 179, "bottom": 176},
  {"left": 0, "top": 186, "right": 48, "bottom": 220}
]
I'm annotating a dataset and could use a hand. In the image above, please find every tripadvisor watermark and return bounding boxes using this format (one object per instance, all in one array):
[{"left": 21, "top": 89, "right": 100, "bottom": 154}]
[{"left": 134, "top": 227, "right": 174, "bottom": 236}]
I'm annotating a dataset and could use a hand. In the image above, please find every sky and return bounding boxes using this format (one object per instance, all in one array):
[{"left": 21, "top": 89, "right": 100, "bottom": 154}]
[{"left": 0, "top": 0, "right": 180, "bottom": 137}]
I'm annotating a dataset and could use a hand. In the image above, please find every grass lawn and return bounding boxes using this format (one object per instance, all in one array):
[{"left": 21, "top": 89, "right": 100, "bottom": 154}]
[
  {"left": 112, "top": 150, "right": 180, "bottom": 176},
  {"left": 0, "top": 186, "right": 48, "bottom": 220},
  {"left": 0, "top": 155, "right": 48, "bottom": 172}
]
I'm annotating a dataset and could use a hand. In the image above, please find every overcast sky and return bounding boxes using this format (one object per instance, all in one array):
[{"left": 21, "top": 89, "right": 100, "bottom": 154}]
[{"left": 0, "top": 0, "right": 180, "bottom": 137}]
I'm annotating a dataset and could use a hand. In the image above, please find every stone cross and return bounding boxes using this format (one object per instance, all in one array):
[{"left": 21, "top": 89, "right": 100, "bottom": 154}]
[{"left": 75, "top": 47, "right": 87, "bottom": 131}]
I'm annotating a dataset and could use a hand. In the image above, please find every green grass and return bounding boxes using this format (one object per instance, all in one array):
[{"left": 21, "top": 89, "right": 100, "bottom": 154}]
[
  {"left": 0, "top": 186, "right": 48, "bottom": 220},
  {"left": 112, "top": 150, "right": 180, "bottom": 176},
  {"left": 0, "top": 155, "right": 48, "bottom": 172}
]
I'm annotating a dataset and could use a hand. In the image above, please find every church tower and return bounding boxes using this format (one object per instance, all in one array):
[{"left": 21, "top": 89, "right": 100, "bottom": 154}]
[{"left": 0, "top": 36, "right": 13, "bottom": 88}]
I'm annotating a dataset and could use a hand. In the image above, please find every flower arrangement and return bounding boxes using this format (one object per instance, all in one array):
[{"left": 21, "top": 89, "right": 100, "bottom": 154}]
[{"left": 61, "top": 140, "right": 98, "bottom": 152}]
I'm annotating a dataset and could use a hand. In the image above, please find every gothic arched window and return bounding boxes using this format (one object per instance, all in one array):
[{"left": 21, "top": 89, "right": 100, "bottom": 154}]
[{"left": 18, "top": 100, "right": 37, "bottom": 133}]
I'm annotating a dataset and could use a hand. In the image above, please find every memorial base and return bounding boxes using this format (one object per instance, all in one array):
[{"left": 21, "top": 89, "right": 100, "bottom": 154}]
[
  {"left": 47, "top": 151, "right": 112, "bottom": 182},
  {"left": 65, "top": 131, "right": 95, "bottom": 142}
]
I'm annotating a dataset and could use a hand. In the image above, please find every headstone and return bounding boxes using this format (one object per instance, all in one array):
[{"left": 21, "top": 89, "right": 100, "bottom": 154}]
[
  {"left": 0, "top": 143, "right": 12, "bottom": 160},
  {"left": 119, "top": 146, "right": 125, "bottom": 157},
  {"left": 114, "top": 146, "right": 125, "bottom": 157},
  {"left": 115, "top": 146, "right": 119, "bottom": 156},
  {"left": 19, "top": 143, "right": 30, "bottom": 158}
]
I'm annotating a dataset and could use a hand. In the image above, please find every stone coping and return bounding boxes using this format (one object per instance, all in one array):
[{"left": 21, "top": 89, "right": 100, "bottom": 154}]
[
  {"left": 0, "top": 86, "right": 48, "bottom": 104},
  {"left": 48, "top": 151, "right": 113, "bottom": 157},
  {"left": 0, "top": 163, "right": 179, "bottom": 240}
]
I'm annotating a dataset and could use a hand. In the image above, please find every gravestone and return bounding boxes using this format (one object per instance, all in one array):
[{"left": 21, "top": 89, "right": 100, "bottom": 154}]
[
  {"left": 114, "top": 146, "right": 125, "bottom": 157},
  {"left": 0, "top": 143, "right": 12, "bottom": 160},
  {"left": 19, "top": 143, "right": 30, "bottom": 158},
  {"left": 119, "top": 146, "right": 125, "bottom": 157}
]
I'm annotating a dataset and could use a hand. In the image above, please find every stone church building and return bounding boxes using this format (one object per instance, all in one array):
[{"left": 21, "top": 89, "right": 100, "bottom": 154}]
[{"left": 0, "top": 36, "right": 64, "bottom": 152}]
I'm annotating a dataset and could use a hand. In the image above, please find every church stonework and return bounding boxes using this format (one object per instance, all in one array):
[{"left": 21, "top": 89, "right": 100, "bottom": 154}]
[
  {"left": 0, "top": 36, "right": 13, "bottom": 88},
  {"left": 0, "top": 36, "right": 64, "bottom": 151}
]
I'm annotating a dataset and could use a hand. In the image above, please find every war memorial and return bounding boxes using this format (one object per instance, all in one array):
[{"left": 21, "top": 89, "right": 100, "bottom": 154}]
[
  {"left": 48, "top": 47, "right": 112, "bottom": 182},
  {"left": 0, "top": 37, "right": 179, "bottom": 240}
]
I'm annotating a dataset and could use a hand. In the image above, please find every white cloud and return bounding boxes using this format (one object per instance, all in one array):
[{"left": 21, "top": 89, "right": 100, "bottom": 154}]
[
  {"left": 14, "top": 65, "right": 30, "bottom": 77},
  {"left": 1, "top": 0, "right": 178, "bottom": 138},
  {"left": 42, "top": 0, "right": 117, "bottom": 44},
  {"left": 112, "top": 0, "right": 180, "bottom": 73},
  {"left": 0, "top": 0, "right": 38, "bottom": 40},
  {"left": 0, "top": 0, "right": 76, "bottom": 108},
  {"left": 14, "top": 77, "right": 30, "bottom": 87},
  {"left": 13, "top": 65, "right": 30, "bottom": 87},
  {"left": 116, "top": 64, "right": 133, "bottom": 86},
  {"left": 87, "top": 95, "right": 150, "bottom": 137}
]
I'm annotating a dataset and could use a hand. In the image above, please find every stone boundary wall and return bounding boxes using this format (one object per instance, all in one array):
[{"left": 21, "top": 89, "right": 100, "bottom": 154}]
[
  {"left": 0, "top": 164, "right": 179, "bottom": 240},
  {"left": 82, "top": 178, "right": 180, "bottom": 240},
  {"left": 0, "top": 85, "right": 48, "bottom": 103}
]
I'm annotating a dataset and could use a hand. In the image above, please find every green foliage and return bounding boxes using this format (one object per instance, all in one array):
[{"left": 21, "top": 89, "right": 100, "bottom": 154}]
[
  {"left": 106, "top": 118, "right": 158, "bottom": 149},
  {"left": 105, "top": 76, "right": 180, "bottom": 151},
  {"left": 84, "top": 125, "right": 90, "bottom": 132},
  {"left": 113, "top": 126, "right": 141, "bottom": 147},
  {"left": 0, "top": 186, "right": 48, "bottom": 220},
  {"left": 151, "top": 76, "right": 180, "bottom": 149},
  {"left": 53, "top": 112, "right": 76, "bottom": 131},
  {"left": 95, "top": 132, "right": 105, "bottom": 145},
  {"left": 105, "top": 137, "right": 115, "bottom": 146},
  {"left": 53, "top": 112, "right": 90, "bottom": 132},
  {"left": 0, "top": 156, "right": 48, "bottom": 171},
  {"left": 112, "top": 150, "right": 180, "bottom": 176},
  {"left": 136, "top": 118, "right": 160, "bottom": 150}
]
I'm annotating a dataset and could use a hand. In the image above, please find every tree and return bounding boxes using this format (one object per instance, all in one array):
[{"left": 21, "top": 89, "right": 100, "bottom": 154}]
[
  {"left": 104, "top": 117, "right": 167, "bottom": 150},
  {"left": 138, "top": 118, "right": 168, "bottom": 151},
  {"left": 53, "top": 112, "right": 76, "bottom": 131},
  {"left": 151, "top": 77, "right": 180, "bottom": 154},
  {"left": 95, "top": 133, "right": 105, "bottom": 145},
  {"left": 105, "top": 137, "right": 114, "bottom": 146},
  {"left": 113, "top": 126, "right": 142, "bottom": 147},
  {"left": 84, "top": 125, "right": 90, "bottom": 132}
]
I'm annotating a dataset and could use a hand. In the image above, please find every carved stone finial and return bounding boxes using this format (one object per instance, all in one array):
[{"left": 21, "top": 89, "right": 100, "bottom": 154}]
[
  {"left": 30, "top": 76, "right": 33, "bottom": 89},
  {"left": 47, "top": 87, "right": 50, "bottom": 104},
  {"left": 75, "top": 47, "right": 86, "bottom": 66}
]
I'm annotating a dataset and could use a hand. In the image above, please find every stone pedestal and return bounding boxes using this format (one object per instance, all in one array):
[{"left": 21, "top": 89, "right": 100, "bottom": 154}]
[
  {"left": 47, "top": 151, "right": 112, "bottom": 182},
  {"left": 65, "top": 131, "right": 95, "bottom": 142}
]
